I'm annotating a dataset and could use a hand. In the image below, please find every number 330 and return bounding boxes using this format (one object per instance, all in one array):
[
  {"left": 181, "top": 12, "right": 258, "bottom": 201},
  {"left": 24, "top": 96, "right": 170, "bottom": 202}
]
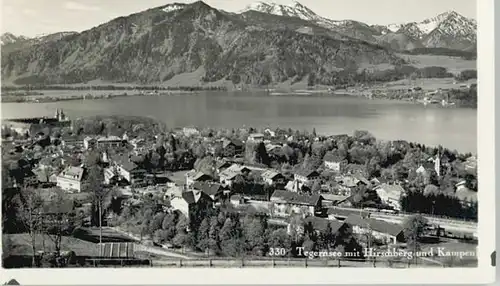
[{"left": 269, "top": 248, "right": 286, "bottom": 256}]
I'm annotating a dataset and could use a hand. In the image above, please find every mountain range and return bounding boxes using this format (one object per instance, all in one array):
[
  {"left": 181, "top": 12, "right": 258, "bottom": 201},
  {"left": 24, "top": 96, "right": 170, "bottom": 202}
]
[
  {"left": 241, "top": 1, "right": 477, "bottom": 51},
  {"left": 1, "top": 1, "right": 476, "bottom": 86}
]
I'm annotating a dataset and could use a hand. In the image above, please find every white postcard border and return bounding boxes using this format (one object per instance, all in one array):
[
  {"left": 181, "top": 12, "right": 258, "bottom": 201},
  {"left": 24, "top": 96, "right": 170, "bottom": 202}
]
[{"left": 0, "top": 0, "right": 496, "bottom": 284}]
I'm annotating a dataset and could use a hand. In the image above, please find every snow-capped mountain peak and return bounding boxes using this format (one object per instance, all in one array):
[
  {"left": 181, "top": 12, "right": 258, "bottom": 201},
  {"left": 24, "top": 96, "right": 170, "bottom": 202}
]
[
  {"left": 241, "top": 1, "right": 319, "bottom": 21},
  {"left": 161, "top": 2, "right": 187, "bottom": 13},
  {"left": 386, "top": 10, "right": 476, "bottom": 40}
]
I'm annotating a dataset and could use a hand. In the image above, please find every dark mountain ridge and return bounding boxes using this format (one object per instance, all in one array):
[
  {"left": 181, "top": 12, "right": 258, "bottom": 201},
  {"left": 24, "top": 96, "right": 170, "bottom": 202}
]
[{"left": 1, "top": 1, "right": 403, "bottom": 86}]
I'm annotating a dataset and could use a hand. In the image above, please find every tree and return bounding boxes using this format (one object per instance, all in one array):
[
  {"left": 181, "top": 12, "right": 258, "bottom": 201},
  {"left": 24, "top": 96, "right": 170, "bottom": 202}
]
[
  {"left": 219, "top": 218, "right": 243, "bottom": 257},
  {"left": 18, "top": 187, "right": 43, "bottom": 266},
  {"left": 149, "top": 213, "right": 166, "bottom": 235},
  {"left": 243, "top": 216, "right": 266, "bottom": 255},
  {"left": 403, "top": 215, "right": 429, "bottom": 265},
  {"left": 268, "top": 229, "right": 291, "bottom": 253},
  {"left": 208, "top": 216, "right": 221, "bottom": 255},
  {"left": 173, "top": 216, "right": 190, "bottom": 251},
  {"left": 161, "top": 213, "right": 178, "bottom": 242},
  {"left": 255, "top": 142, "right": 271, "bottom": 166},
  {"left": 85, "top": 165, "right": 107, "bottom": 249},
  {"left": 43, "top": 190, "right": 77, "bottom": 256},
  {"left": 197, "top": 218, "right": 211, "bottom": 255},
  {"left": 302, "top": 235, "right": 316, "bottom": 253},
  {"left": 85, "top": 150, "right": 101, "bottom": 167}
]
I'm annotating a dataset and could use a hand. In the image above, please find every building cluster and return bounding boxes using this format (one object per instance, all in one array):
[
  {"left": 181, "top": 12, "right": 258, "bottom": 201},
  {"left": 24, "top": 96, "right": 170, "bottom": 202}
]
[{"left": 2, "top": 113, "right": 477, "bottom": 249}]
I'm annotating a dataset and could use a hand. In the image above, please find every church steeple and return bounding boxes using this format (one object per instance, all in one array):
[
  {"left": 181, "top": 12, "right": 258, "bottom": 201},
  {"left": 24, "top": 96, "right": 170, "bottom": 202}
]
[{"left": 434, "top": 151, "right": 441, "bottom": 178}]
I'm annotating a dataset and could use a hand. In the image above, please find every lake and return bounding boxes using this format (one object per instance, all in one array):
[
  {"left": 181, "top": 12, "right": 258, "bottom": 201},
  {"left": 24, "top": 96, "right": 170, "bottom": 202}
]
[{"left": 1, "top": 92, "right": 477, "bottom": 153}]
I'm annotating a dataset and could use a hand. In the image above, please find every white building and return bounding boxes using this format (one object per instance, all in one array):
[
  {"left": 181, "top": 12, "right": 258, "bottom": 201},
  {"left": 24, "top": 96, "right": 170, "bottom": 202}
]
[
  {"left": 56, "top": 166, "right": 85, "bottom": 192},
  {"left": 345, "top": 215, "right": 405, "bottom": 245},
  {"left": 374, "top": 183, "right": 405, "bottom": 211},
  {"left": 247, "top": 133, "right": 264, "bottom": 142}
]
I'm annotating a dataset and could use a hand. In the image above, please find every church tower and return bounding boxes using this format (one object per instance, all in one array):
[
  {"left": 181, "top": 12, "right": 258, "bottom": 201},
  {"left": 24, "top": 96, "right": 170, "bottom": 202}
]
[{"left": 434, "top": 152, "right": 441, "bottom": 178}]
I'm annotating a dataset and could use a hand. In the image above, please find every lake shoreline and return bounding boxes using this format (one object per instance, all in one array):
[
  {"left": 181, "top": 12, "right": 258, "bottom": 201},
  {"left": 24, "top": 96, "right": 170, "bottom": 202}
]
[{"left": 1, "top": 86, "right": 476, "bottom": 109}]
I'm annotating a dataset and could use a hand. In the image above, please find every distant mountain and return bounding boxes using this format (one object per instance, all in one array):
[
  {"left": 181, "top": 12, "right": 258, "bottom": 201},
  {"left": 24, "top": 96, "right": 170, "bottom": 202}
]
[
  {"left": 0, "top": 33, "right": 29, "bottom": 46},
  {"left": 385, "top": 11, "right": 477, "bottom": 51},
  {"left": 1, "top": 1, "right": 403, "bottom": 86},
  {"left": 1, "top": 32, "right": 78, "bottom": 54},
  {"left": 242, "top": 1, "right": 381, "bottom": 43},
  {"left": 243, "top": 2, "right": 477, "bottom": 51}
]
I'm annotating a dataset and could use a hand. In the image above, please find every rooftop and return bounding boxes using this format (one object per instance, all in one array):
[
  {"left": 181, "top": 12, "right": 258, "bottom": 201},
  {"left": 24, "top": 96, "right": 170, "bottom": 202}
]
[
  {"left": 270, "top": 190, "right": 321, "bottom": 206},
  {"left": 261, "top": 170, "right": 282, "bottom": 180},
  {"left": 97, "top": 135, "right": 122, "bottom": 142},
  {"left": 193, "top": 181, "right": 224, "bottom": 196},
  {"left": 58, "top": 166, "right": 84, "bottom": 181},
  {"left": 345, "top": 214, "right": 404, "bottom": 237}
]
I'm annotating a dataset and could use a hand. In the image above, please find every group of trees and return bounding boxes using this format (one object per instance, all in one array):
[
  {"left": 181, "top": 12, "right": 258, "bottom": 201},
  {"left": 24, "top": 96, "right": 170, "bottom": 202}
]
[
  {"left": 454, "top": 69, "right": 477, "bottom": 82},
  {"left": 448, "top": 86, "right": 477, "bottom": 108},
  {"left": 2, "top": 186, "right": 80, "bottom": 267},
  {"left": 303, "top": 65, "right": 460, "bottom": 87},
  {"left": 402, "top": 48, "right": 476, "bottom": 60},
  {"left": 400, "top": 191, "right": 477, "bottom": 221},
  {"left": 113, "top": 201, "right": 362, "bottom": 259}
]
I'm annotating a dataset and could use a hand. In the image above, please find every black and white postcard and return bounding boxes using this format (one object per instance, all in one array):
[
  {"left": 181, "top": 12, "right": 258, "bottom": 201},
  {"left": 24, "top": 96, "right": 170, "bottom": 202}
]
[{"left": 0, "top": 0, "right": 495, "bottom": 284}]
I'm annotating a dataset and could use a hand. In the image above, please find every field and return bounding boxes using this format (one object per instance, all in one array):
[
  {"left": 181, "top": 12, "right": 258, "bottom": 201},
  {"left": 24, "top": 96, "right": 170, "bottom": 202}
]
[
  {"left": 3, "top": 233, "right": 99, "bottom": 257},
  {"left": 397, "top": 54, "right": 476, "bottom": 74}
]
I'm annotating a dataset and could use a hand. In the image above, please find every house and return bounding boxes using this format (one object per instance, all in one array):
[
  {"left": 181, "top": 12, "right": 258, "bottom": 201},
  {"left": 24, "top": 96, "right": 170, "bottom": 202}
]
[
  {"left": 185, "top": 170, "right": 213, "bottom": 188},
  {"left": 247, "top": 133, "right": 265, "bottom": 142},
  {"left": 229, "top": 194, "right": 246, "bottom": 206},
  {"left": 215, "top": 160, "right": 232, "bottom": 174},
  {"left": 293, "top": 170, "right": 319, "bottom": 185},
  {"left": 285, "top": 181, "right": 298, "bottom": 192},
  {"left": 265, "top": 143, "right": 282, "bottom": 153},
  {"left": 104, "top": 167, "right": 119, "bottom": 185},
  {"left": 454, "top": 180, "right": 477, "bottom": 205},
  {"left": 222, "top": 138, "right": 244, "bottom": 157},
  {"left": 164, "top": 183, "right": 183, "bottom": 201},
  {"left": 270, "top": 190, "right": 323, "bottom": 217},
  {"left": 464, "top": 156, "right": 477, "bottom": 175},
  {"left": 345, "top": 214, "right": 405, "bottom": 245},
  {"left": 170, "top": 190, "right": 213, "bottom": 219},
  {"left": 60, "top": 135, "right": 84, "bottom": 148},
  {"left": 56, "top": 166, "right": 85, "bottom": 192},
  {"left": 113, "top": 156, "right": 147, "bottom": 186},
  {"left": 290, "top": 216, "right": 348, "bottom": 236},
  {"left": 323, "top": 153, "right": 343, "bottom": 172},
  {"left": 96, "top": 136, "right": 123, "bottom": 149},
  {"left": 375, "top": 183, "right": 405, "bottom": 211},
  {"left": 416, "top": 165, "right": 428, "bottom": 176},
  {"left": 369, "top": 177, "right": 387, "bottom": 188},
  {"left": 219, "top": 170, "right": 243, "bottom": 187},
  {"left": 182, "top": 127, "right": 200, "bottom": 137},
  {"left": 130, "top": 138, "right": 151, "bottom": 155},
  {"left": 192, "top": 181, "right": 225, "bottom": 202},
  {"left": 83, "top": 136, "right": 97, "bottom": 150},
  {"left": 261, "top": 170, "right": 285, "bottom": 186},
  {"left": 327, "top": 207, "right": 369, "bottom": 221},
  {"left": 336, "top": 175, "right": 360, "bottom": 189},
  {"left": 264, "top": 129, "right": 276, "bottom": 137},
  {"left": 218, "top": 163, "right": 251, "bottom": 185},
  {"left": 321, "top": 194, "right": 350, "bottom": 207}
]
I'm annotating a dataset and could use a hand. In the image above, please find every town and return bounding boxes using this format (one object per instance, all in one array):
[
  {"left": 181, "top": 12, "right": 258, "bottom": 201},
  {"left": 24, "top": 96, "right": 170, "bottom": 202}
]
[{"left": 1, "top": 110, "right": 478, "bottom": 268}]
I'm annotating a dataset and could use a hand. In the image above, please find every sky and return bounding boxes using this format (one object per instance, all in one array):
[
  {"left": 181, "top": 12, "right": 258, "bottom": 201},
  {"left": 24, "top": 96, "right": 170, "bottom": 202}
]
[{"left": 1, "top": 0, "right": 477, "bottom": 37}]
